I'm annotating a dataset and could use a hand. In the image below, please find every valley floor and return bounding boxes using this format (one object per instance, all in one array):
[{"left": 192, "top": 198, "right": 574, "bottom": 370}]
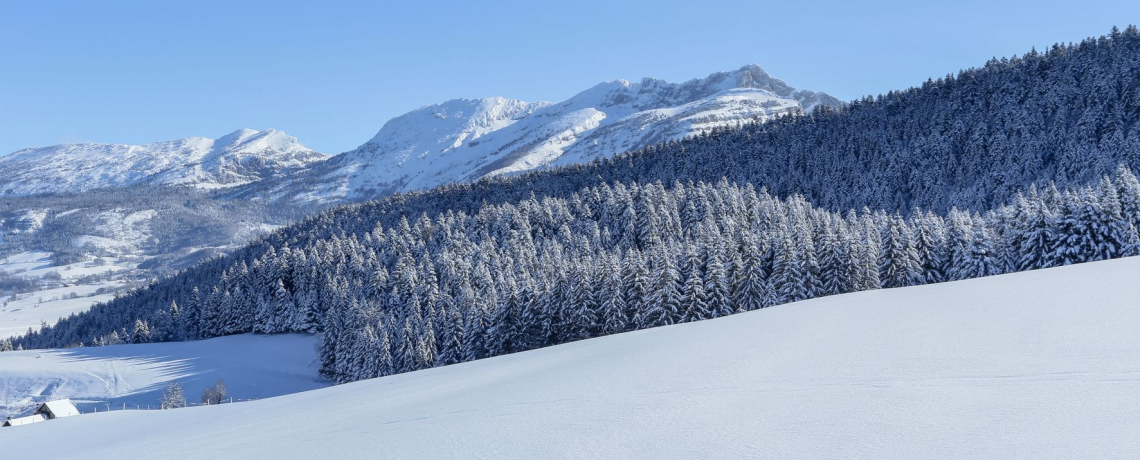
[
  {"left": 0, "top": 334, "right": 324, "bottom": 417},
  {"left": 3, "top": 257, "right": 1140, "bottom": 459},
  {"left": 0, "top": 251, "right": 139, "bottom": 339}
]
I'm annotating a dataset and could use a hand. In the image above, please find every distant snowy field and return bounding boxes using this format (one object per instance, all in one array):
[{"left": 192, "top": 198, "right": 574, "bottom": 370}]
[
  {"left": 0, "top": 334, "right": 325, "bottom": 417},
  {"left": 3, "top": 258, "right": 1139, "bottom": 459},
  {"left": 0, "top": 252, "right": 135, "bottom": 338}
]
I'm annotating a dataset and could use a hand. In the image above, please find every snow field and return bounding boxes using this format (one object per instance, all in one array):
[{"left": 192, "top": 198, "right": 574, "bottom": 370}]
[
  {"left": 0, "top": 334, "right": 324, "bottom": 417},
  {"left": 0, "top": 252, "right": 138, "bottom": 338}
]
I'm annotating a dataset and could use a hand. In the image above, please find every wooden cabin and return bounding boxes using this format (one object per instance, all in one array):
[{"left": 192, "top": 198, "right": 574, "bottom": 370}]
[
  {"left": 2, "top": 399, "right": 80, "bottom": 427},
  {"left": 37, "top": 399, "right": 81, "bottom": 419}
]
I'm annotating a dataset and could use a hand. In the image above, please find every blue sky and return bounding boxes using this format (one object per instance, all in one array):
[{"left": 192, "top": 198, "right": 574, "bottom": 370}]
[{"left": 2, "top": 0, "right": 1137, "bottom": 155}]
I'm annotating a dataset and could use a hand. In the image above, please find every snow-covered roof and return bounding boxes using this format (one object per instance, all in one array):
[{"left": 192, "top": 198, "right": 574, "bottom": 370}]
[
  {"left": 3, "top": 414, "right": 47, "bottom": 427},
  {"left": 39, "top": 399, "right": 81, "bottom": 418}
]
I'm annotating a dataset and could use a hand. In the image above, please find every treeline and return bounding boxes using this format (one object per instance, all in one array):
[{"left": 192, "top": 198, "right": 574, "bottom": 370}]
[{"left": 12, "top": 169, "right": 1140, "bottom": 382}]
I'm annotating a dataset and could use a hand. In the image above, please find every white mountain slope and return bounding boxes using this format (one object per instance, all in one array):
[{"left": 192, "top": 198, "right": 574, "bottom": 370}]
[
  {"left": 0, "top": 129, "right": 328, "bottom": 196},
  {"left": 4, "top": 257, "right": 1138, "bottom": 459},
  {"left": 274, "top": 64, "right": 841, "bottom": 202}
]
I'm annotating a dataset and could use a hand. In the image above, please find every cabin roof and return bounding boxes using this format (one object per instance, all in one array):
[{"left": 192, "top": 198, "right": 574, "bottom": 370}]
[{"left": 39, "top": 399, "right": 80, "bottom": 417}]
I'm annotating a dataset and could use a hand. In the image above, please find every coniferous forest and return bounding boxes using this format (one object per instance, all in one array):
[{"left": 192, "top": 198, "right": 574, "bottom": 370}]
[{"left": 7, "top": 28, "right": 1140, "bottom": 386}]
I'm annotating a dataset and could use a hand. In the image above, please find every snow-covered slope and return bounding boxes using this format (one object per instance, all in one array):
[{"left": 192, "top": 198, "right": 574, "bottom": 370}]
[
  {"left": 272, "top": 65, "right": 841, "bottom": 202},
  {"left": 0, "top": 334, "right": 325, "bottom": 417},
  {"left": 4, "top": 257, "right": 1138, "bottom": 459},
  {"left": 0, "top": 129, "right": 328, "bottom": 196}
]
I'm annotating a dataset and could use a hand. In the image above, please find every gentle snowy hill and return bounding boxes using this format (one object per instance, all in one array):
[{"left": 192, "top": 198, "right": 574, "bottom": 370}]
[
  {"left": 4, "top": 257, "right": 1138, "bottom": 459},
  {"left": 263, "top": 64, "right": 840, "bottom": 203},
  {"left": 0, "top": 334, "right": 324, "bottom": 417},
  {"left": 0, "top": 128, "right": 328, "bottom": 196}
]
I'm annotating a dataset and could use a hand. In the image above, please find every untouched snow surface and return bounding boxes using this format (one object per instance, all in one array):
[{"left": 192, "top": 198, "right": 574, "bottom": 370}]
[
  {"left": 3, "top": 258, "right": 1140, "bottom": 458},
  {"left": 0, "top": 334, "right": 324, "bottom": 417},
  {"left": 0, "top": 285, "right": 119, "bottom": 339}
]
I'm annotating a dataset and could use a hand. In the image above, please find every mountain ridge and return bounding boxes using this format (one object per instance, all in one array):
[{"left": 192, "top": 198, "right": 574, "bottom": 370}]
[
  {"left": 0, "top": 128, "right": 329, "bottom": 197},
  {"left": 250, "top": 64, "right": 841, "bottom": 203},
  {"left": 0, "top": 64, "right": 835, "bottom": 204}
]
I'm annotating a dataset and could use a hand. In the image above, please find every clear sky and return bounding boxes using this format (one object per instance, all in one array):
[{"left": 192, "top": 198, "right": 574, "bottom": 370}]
[{"left": 2, "top": 0, "right": 1137, "bottom": 156}]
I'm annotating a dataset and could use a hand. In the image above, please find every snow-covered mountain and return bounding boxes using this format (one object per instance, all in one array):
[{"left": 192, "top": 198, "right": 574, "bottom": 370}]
[
  {"left": 4, "top": 256, "right": 1138, "bottom": 459},
  {"left": 266, "top": 64, "right": 840, "bottom": 203},
  {"left": 0, "top": 128, "right": 328, "bottom": 196},
  {"left": 0, "top": 66, "right": 835, "bottom": 205}
]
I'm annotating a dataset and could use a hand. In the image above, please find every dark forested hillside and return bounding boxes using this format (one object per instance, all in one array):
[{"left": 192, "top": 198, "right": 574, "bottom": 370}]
[{"left": 8, "top": 28, "right": 1140, "bottom": 384}]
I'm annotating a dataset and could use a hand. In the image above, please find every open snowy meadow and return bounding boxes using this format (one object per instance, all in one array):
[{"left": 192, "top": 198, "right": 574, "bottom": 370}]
[
  {"left": 0, "top": 251, "right": 133, "bottom": 339},
  {"left": 0, "top": 334, "right": 325, "bottom": 417}
]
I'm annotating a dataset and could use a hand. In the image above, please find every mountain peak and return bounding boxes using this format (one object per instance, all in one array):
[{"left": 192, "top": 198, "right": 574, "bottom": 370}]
[
  {"left": 361, "top": 97, "right": 550, "bottom": 150},
  {"left": 681, "top": 63, "right": 792, "bottom": 97},
  {"left": 229, "top": 127, "right": 260, "bottom": 137},
  {"left": 732, "top": 63, "right": 774, "bottom": 87},
  {"left": 217, "top": 128, "right": 263, "bottom": 147}
]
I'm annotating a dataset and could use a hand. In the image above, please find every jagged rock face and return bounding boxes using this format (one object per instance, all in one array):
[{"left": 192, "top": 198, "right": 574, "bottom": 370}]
[
  {"left": 0, "top": 129, "right": 328, "bottom": 197},
  {"left": 270, "top": 65, "right": 841, "bottom": 203}
]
